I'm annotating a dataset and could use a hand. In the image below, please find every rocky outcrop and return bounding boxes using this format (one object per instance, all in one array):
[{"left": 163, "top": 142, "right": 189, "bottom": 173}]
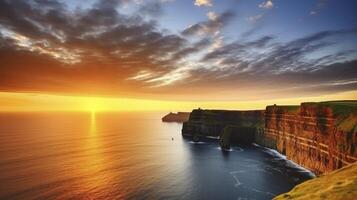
[
  {"left": 274, "top": 162, "right": 357, "bottom": 200},
  {"left": 162, "top": 112, "right": 190, "bottom": 122},
  {"left": 219, "top": 125, "right": 256, "bottom": 150},
  {"left": 182, "top": 101, "right": 357, "bottom": 175}
]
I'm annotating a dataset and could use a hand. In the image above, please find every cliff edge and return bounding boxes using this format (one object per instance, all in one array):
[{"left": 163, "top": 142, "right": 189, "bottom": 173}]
[{"left": 274, "top": 162, "right": 357, "bottom": 200}]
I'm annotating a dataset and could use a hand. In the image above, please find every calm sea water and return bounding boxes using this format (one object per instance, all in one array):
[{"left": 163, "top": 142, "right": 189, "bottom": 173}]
[{"left": 0, "top": 112, "right": 313, "bottom": 200}]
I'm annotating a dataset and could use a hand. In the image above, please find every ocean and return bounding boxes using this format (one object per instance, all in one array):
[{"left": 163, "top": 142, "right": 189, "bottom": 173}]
[{"left": 0, "top": 112, "right": 313, "bottom": 200}]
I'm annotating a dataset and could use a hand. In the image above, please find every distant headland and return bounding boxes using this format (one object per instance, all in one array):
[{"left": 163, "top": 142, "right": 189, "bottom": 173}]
[{"left": 162, "top": 112, "right": 190, "bottom": 123}]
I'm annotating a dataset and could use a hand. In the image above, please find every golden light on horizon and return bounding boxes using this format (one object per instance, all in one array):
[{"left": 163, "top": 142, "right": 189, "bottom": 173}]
[
  {"left": 83, "top": 98, "right": 102, "bottom": 113},
  {"left": 0, "top": 91, "right": 356, "bottom": 112}
]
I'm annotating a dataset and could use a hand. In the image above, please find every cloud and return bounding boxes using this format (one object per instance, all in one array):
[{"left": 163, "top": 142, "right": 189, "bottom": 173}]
[
  {"left": 194, "top": 0, "right": 213, "bottom": 7},
  {"left": 144, "top": 67, "right": 191, "bottom": 87},
  {"left": 310, "top": 0, "right": 329, "bottom": 15},
  {"left": 203, "top": 29, "right": 357, "bottom": 73},
  {"left": 0, "top": 0, "right": 356, "bottom": 101},
  {"left": 207, "top": 11, "right": 218, "bottom": 21},
  {"left": 169, "top": 38, "right": 211, "bottom": 60},
  {"left": 138, "top": 2, "right": 163, "bottom": 17},
  {"left": 190, "top": 29, "right": 357, "bottom": 99},
  {"left": 181, "top": 11, "right": 233, "bottom": 59},
  {"left": 310, "top": 11, "right": 317, "bottom": 15},
  {"left": 259, "top": 0, "right": 273, "bottom": 9},
  {"left": 181, "top": 11, "right": 235, "bottom": 37},
  {"left": 247, "top": 14, "right": 264, "bottom": 23},
  {"left": 210, "top": 36, "right": 224, "bottom": 51},
  {"left": 0, "top": 0, "right": 193, "bottom": 92}
]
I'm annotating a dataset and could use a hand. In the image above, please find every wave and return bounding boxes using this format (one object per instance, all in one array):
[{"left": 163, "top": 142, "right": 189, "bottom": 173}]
[
  {"left": 188, "top": 141, "right": 206, "bottom": 144},
  {"left": 205, "top": 136, "right": 220, "bottom": 140},
  {"left": 216, "top": 147, "right": 244, "bottom": 152},
  {"left": 252, "top": 143, "right": 316, "bottom": 177}
]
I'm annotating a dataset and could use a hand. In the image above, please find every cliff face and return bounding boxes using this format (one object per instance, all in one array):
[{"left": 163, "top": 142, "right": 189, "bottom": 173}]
[
  {"left": 182, "top": 101, "right": 357, "bottom": 175},
  {"left": 182, "top": 109, "right": 264, "bottom": 143},
  {"left": 263, "top": 102, "right": 357, "bottom": 175},
  {"left": 219, "top": 125, "right": 257, "bottom": 149}
]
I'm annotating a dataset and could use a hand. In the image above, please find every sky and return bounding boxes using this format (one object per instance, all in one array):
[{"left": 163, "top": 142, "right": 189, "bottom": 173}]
[{"left": 0, "top": 0, "right": 356, "bottom": 111}]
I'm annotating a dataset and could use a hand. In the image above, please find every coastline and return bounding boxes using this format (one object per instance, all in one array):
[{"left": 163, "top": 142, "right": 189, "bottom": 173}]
[
  {"left": 179, "top": 101, "right": 356, "bottom": 198},
  {"left": 181, "top": 101, "right": 357, "bottom": 175},
  {"left": 252, "top": 143, "right": 316, "bottom": 178}
]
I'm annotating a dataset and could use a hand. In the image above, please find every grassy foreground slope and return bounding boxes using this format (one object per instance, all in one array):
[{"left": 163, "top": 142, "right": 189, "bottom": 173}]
[{"left": 274, "top": 162, "right": 357, "bottom": 200}]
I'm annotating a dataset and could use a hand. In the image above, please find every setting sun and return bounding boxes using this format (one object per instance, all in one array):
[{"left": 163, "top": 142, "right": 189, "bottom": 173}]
[{"left": 82, "top": 98, "right": 104, "bottom": 112}]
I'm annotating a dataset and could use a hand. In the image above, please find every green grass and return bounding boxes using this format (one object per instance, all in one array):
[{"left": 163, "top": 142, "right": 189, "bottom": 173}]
[
  {"left": 274, "top": 162, "right": 357, "bottom": 200},
  {"left": 266, "top": 105, "right": 300, "bottom": 114},
  {"left": 320, "top": 101, "right": 357, "bottom": 116},
  {"left": 284, "top": 105, "right": 300, "bottom": 113},
  {"left": 321, "top": 101, "right": 357, "bottom": 133}
]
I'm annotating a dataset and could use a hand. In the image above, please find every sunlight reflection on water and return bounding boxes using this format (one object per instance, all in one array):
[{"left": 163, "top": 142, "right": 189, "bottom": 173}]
[{"left": 0, "top": 112, "right": 313, "bottom": 200}]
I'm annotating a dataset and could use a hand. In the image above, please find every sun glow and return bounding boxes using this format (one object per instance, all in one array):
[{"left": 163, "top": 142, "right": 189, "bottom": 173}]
[
  {"left": 0, "top": 91, "right": 356, "bottom": 112},
  {"left": 83, "top": 98, "right": 102, "bottom": 113}
]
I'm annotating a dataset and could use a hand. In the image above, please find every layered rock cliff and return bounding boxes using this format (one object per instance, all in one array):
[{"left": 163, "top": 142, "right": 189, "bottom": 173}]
[
  {"left": 263, "top": 101, "right": 357, "bottom": 175},
  {"left": 182, "top": 101, "right": 357, "bottom": 175}
]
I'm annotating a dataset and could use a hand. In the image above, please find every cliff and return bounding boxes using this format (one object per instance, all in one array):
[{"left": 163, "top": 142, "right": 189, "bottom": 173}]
[
  {"left": 182, "top": 101, "right": 357, "bottom": 175},
  {"left": 262, "top": 101, "right": 357, "bottom": 175},
  {"left": 162, "top": 112, "right": 190, "bottom": 122},
  {"left": 274, "top": 162, "right": 357, "bottom": 200},
  {"left": 182, "top": 109, "right": 264, "bottom": 143}
]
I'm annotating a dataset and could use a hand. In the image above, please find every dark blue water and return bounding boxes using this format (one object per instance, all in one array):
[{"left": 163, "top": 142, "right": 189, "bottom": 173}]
[{"left": 0, "top": 112, "right": 313, "bottom": 200}]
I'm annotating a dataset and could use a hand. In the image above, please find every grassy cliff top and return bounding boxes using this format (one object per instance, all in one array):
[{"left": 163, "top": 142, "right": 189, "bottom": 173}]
[
  {"left": 321, "top": 101, "right": 357, "bottom": 115},
  {"left": 266, "top": 101, "right": 357, "bottom": 116},
  {"left": 320, "top": 101, "right": 357, "bottom": 133},
  {"left": 301, "top": 101, "right": 357, "bottom": 115},
  {"left": 265, "top": 105, "right": 300, "bottom": 114},
  {"left": 274, "top": 162, "right": 357, "bottom": 200},
  {"left": 190, "top": 109, "right": 264, "bottom": 113}
]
